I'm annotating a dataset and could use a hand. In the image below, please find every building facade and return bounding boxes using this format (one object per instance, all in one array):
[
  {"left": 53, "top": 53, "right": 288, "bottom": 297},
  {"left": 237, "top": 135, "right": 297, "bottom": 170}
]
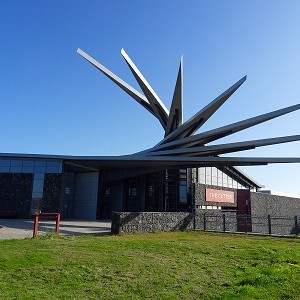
[
  {"left": 1, "top": 48, "right": 300, "bottom": 220},
  {"left": 0, "top": 155, "right": 261, "bottom": 220}
]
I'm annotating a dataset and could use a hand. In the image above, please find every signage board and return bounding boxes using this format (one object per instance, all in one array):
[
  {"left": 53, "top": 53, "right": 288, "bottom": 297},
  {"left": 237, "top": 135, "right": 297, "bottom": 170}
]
[{"left": 206, "top": 188, "right": 234, "bottom": 203}]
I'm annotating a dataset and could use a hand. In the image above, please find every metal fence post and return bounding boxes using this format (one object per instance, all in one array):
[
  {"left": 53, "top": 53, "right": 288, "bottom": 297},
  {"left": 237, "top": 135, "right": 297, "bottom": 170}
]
[
  {"left": 295, "top": 216, "right": 298, "bottom": 234},
  {"left": 203, "top": 213, "right": 206, "bottom": 231},
  {"left": 222, "top": 214, "right": 226, "bottom": 232},
  {"left": 193, "top": 210, "right": 196, "bottom": 231},
  {"left": 244, "top": 214, "right": 248, "bottom": 233},
  {"left": 268, "top": 215, "right": 272, "bottom": 235}
]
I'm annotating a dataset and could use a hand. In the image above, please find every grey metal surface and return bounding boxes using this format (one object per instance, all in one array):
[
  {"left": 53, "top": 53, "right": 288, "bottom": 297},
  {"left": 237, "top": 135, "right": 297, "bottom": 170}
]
[
  {"left": 77, "top": 48, "right": 155, "bottom": 117},
  {"left": 73, "top": 172, "right": 99, "bottom": 220},
  {"left": 159, "top": 76, "right": 247, "bottom": 145},
  {"left": 152, "top": 103, "right": 300, "bottom": 151},
  {"left": 164, "top": 57, "right": 183, "bottom": 136},
  {"left": 121, "top": 48, "right": 169, "bottom": 128},
  {"left": 146, "top": 135, "right": 300, "bottom": 156}
]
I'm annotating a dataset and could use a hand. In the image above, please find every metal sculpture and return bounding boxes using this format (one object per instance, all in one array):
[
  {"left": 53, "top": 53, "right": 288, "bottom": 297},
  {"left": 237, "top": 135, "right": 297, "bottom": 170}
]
[{"left": 77, "top": 48, "right": 300, "bottom": 167}]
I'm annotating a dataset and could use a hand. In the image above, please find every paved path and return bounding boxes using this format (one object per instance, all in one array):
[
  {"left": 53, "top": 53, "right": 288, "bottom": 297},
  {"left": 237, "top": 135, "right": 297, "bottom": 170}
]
[{"left": 0, "top": 219, "right": 111, "bottom": 240}]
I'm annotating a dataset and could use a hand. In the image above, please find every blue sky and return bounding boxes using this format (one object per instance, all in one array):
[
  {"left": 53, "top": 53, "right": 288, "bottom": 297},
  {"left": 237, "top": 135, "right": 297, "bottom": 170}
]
[{"left": 1, "top": 0, "right": 300, "bottom": 194}]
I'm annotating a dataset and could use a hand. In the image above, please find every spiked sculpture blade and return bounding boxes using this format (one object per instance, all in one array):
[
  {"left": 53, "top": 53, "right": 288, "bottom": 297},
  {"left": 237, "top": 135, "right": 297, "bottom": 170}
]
[{"left": 77, "top": 48, "right": 300, "bottom": 169}]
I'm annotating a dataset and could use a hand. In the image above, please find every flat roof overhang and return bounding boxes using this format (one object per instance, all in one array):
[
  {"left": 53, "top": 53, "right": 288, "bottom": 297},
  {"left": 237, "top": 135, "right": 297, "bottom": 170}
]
[{"left": 2, "top": 152, "right": 300, "bottom": 189}]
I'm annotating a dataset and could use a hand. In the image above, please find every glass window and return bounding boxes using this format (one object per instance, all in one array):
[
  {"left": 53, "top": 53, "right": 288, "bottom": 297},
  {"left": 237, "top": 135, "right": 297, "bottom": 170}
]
[
  {"left": 65, "top": 187, "right": 71, "bottom": 195},
  {"left": 205, "top": 175, "right": 212, "bottom": 185},
  {"left": 199, "top": 174, "right": 205, "bottom": 183},
  {"left": 0, "top": 166, "right": 9, "bottom": 172},
  {"left": 212, "top": 177, "right": 217, "bottom": 185},
  {"left": 0, "top": 160, "right": 10, "bottom": 167},
  {"left": 46, "top": 167, "right": 59, "bottom": 173},
  {"left": 34, "top": 161, "right": 47, "bottom": 167},
  {"left": 10, "top": 160, "right": 22, "bottom": 167},
  {"left": 199, "top": 168, "right": 205, "bottom": 175},
  {"left": 22, "top": 166, "right": 34, "bottom": 173},
  {"left": 47, "top": 161, "right": 60, "bottom": 167},
  {"left": 10, "top": 166, "right": 22, "bottom": 172},
  {"left": 180, "top": 185, "right": 187, "bottom": 198},
  {"left": 128, "top": 187, "right": 137, "bottom": 196},
  {"left": 212, "top": 167, "right": 217, "bottom": 176},
  {"left": 34, "top": 166, "right": 46, "bottom": 173},
  {"left": 105, "top": 186, "right": 111, "bottom": 195}
]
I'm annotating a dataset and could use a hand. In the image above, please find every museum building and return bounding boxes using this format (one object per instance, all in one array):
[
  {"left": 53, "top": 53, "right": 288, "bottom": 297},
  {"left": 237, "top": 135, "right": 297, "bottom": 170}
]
[
  {"left": 0, "top": 154, "right": 261, "bottom": 220},
  {"left": 1, "top": 48, "right": 300, "bottom": 220}
]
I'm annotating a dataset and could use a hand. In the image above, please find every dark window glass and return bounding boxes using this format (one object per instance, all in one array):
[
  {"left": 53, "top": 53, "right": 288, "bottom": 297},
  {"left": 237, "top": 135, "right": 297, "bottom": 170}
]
[
  {"left": 105, "top": 186, "right": 111, "bottom": 195},
  {"left": 34, "top": 166, "right": 46, "bottom": 173},
  {"left": 10, "top": 166, "right": 22, "bottom": 172},
  {"left": 128, "top": 187, "right": 137, "bottom": 196},
  {"left": 65, "top": 187, "right": 71, "bottom": 195},
  {"left": 0, "top": 160, "right": 10, "bottom": 167},
  {"left": 34, "top": 161, "right": 46, "bottom": 167},
  {"left": 180, "top": 185, "right": 187, "bottom": 198},
  {"left": 10, "top": 160, "right": 22, "bottom": 167},
  {"left": 46, "top": 167, "right": 59, "bottom": 173},
  {"left": 47, "top": 161, "right": 60, "bottom": 167},
  {"left": 23, "top": 160, "right": 35, "bottom": 167},
  {"left": 0, "top": 166, "right": 10, "bottom": 172},
  {"left": 22, "top": 166, "right": 34, "bottom": 173}
]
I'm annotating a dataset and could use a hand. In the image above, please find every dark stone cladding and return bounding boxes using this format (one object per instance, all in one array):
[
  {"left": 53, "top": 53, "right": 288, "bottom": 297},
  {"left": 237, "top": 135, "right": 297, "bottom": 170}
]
[
  {"left": 0, "top": 173, "right": 33, "bottom": 218},
  {"left": 111, "top": 211, "right": 237, "bottom": 234},
  {"left": 42, "top": 174, "right": 63, "bottom": 213},
  {"left": 194, "top": 183, "right": 237, "bottom": 207}
]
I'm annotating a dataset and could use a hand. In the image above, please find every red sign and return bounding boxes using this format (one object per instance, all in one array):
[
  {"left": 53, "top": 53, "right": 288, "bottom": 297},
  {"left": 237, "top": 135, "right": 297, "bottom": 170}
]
[{"left": 206, "top": 188, "right": 234, "bottom": 203}]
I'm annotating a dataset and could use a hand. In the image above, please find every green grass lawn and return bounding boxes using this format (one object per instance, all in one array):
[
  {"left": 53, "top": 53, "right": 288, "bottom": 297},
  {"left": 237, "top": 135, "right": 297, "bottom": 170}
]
[{"left": 0, "top": 232, "right": 299, "bottom": 300}]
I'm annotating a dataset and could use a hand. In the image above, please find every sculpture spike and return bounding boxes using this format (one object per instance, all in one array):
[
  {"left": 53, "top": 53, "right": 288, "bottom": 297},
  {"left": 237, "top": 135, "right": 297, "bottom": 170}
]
[
  {"left": 165, "top": 56, "right": 183, "bottom": 136},
  {"left": 159, "top": 76, "right": 247, "bottom": 145},
  {"left": 146, "top": 134, "right": 300, "bottom": 156},
  {"left": 153, "top": 103, "right": 300, "bottom": 151},
  {"left": 121, "top": 48, "right": 169, "bottom": 128},
  {"left": 77, "top": 48, "right": 156, "bottom": 117}
]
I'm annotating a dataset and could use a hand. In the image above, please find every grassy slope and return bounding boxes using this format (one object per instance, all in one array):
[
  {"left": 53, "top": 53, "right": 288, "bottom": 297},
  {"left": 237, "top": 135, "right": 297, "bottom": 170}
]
[{"left": 0, "top": 232, "right": 299, "bottom": 300}]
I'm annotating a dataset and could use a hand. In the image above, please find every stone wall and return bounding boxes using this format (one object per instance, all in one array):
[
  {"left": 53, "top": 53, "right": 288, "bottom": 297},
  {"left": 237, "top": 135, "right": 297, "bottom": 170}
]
[
  {"left": 42, "top": 174, "right": 63, "bottom": 213},
  {"left": 0, "top": 173, "right": 33, "bottom": 218},
  {"left": 111, "top": 210, "right": 237, "bottom": 234},
  {"left": 251, "top": 192, "right": 300, "bottom": 235}
]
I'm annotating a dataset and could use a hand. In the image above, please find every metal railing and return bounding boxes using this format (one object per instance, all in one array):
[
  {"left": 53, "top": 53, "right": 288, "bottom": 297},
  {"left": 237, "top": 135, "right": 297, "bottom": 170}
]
[
  {"left": 198, "top": 213, "right": 299, "bottom": 236},
  {"left": 113, "top": 212, "right": 299, "bottom": 236}
]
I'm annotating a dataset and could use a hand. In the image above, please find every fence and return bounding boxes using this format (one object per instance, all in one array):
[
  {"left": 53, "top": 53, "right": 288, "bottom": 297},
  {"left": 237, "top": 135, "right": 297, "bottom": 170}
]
[
  {"left": 200, "top": 213, "right": 299, "bottom": 236},
  {"left": 111, "top": 211, "right": 299, "bottom": 237}
]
